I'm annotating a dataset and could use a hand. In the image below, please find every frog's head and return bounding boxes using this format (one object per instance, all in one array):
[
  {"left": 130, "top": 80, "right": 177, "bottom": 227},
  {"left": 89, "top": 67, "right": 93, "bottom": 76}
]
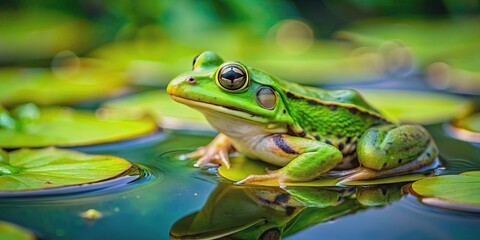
[{"left": 167, "top": 51, "right": 293, "bottom": 124}]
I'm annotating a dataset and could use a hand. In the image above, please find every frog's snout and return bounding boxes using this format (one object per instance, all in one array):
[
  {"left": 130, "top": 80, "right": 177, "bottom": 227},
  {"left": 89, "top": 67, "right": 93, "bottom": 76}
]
[
  {"left": 166, "top": 81, "right": 175, "bottom": 95},
  {"left": 167, "top": 76, "right": 184, "bottom": 95},
  {"left": 167, "top": 76, "right": 198, "bottom": 96}
]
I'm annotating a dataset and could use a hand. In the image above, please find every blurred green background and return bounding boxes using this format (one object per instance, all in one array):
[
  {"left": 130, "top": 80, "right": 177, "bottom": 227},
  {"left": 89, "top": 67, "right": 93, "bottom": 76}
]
[
  {"left": 1, "top": 0, "right": 479, "bottom": 88},
  {"left": 1, "top": 0, "right": 479, "bottom": 138},
  {"left": 1, "top": 2, "right": 480, "bottom": 239}
]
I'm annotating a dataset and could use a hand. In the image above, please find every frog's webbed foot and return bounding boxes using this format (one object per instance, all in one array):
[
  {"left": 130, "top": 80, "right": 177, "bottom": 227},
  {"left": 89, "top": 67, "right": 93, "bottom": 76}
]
[{"left": 180, "top": 133, "right": 234, "bottom": 169}]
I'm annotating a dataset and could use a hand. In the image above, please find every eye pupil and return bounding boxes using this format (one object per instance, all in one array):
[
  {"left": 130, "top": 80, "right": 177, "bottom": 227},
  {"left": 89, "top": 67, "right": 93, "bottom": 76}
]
[
  {"left": 217, "top": 64, "right": 248, "bottom": 91},
  {"left": 256, "top": 87, "right": 276, "bottom": 110}
]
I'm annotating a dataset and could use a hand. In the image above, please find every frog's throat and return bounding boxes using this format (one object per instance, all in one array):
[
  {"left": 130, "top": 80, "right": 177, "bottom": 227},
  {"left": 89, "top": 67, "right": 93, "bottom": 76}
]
[{"left": 170, "top": 95, "right": 271, "bottom": 123}]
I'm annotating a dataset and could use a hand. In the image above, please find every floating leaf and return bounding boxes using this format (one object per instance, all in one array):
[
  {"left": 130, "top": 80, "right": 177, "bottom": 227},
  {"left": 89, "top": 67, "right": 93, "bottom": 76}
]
[
  {"left": 0, "top": 148, "right": 132, "bottom": 193},
  {"left": 0, "top": 107, "right": 157, "bottom": 148},
  {"left": 0, "top": 67, "right": 126, "bottom": 106},
  {"left": 446, "top": 112, "right": 480, "bottom": 143},
  {"left": 411, "top": 171, "right": 480, "bottom": 212},
  {"left": 103, "top": 90, "right": 211, "bottom": 130},
  {"left": 218, "top": 156, "right": 427, "bottom": 187},
  {"left": 359, "top": 89, "right": 469, "bottom": 124},
  {"left": 0, "top": 221, "right": 36, "bottom": 240}
]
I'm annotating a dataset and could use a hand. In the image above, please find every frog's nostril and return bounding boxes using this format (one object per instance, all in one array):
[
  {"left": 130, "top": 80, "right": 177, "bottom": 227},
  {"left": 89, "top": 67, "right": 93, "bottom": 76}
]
[{"left": 186, "top": 77, "right": 196, "bottom": 84}]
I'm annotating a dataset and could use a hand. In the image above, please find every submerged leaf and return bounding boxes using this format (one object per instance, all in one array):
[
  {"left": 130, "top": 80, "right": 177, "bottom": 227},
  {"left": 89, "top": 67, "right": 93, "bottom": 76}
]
[
  {"left": 411, "top": 171, "right": 480, "bottom": 212},
  {"left": 0, "top": 221, "right": 36, "bottom": 240},
  {"left": 0, "top": 148, "right": 132, "bottom": 192},
  {"left": 218, "top": 156, "right": 427, "bottom": 187},
  {"left": 0, "top": 107, "right": 158, "bottom": 148}
]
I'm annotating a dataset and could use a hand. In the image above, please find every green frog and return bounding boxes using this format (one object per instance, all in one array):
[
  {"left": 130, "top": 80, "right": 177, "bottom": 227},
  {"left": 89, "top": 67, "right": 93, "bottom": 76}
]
[{"left": 167, "top": 51, "right": 438, "bottom": 184}]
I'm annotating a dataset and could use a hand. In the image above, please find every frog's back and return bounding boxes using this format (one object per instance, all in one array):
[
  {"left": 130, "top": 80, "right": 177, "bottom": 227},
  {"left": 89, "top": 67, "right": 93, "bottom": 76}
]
[
  {"left": 276, "top": 79, "right": 388, "bottom": 142},
  {"left": 277, "top": 80, "right": 381, "bottom": 113}
]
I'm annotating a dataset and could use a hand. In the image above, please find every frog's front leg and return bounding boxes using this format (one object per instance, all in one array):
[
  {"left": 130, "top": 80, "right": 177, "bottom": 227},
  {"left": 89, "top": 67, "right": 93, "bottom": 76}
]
[
  {"left": 181, "top": 133, "right": 234, "bottom": 168},
  {"left": 342, "top": 124, "right": 438, "bottom": 182},
  {"left": 236, "top": 134, "right": 343, "bottom": 185}
]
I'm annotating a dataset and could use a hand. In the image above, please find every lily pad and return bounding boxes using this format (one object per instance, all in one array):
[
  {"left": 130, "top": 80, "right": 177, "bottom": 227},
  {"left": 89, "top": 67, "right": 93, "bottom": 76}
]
[
  {"left": 0, "top": 67, "right": 127, "bottom": 106},
  {"left": 411, "top": 171, "right": 480, "bottom": 212},
  {"left": 0, "top": 106, "right": 158, "bottom": 148},
  {"left": 0, "top": 221, "right": 36, "bottom": 240},
  {"left": 218, "top": 156, "right": 427, "bottom": 187},
  {"left": 0, "top": 148, "right": 132, "bottom": 194},
  {"left": 446, "top": 112, "right": 480, "bottom": 143},
  {"left": 103, "top": 90, "right": 211, "bottom": 131},
  {"left": 359, "top": 89, "right": 469, "bottom": 124}
]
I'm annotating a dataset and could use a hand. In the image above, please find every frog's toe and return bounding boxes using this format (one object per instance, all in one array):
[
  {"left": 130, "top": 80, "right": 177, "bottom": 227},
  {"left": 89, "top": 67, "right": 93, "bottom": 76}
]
[
  {"left": 179, "top": 147, "right": 206, "bottom": 160},
  {"left": 338, "top": 168, "right": 377, "bottom": 184},
  {"left": 235, "top": 172, "right": 283, "bottom": 185},
  {"left": 194, "top": 147, "right": 231, "bottom": 169}
]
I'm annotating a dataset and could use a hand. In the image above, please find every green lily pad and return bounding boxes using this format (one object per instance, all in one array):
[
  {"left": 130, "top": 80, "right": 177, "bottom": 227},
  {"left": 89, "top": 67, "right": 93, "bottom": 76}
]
[
  {"left": 447, "top": 112, "right": 480, "bottom": 143},
  {"left": 103, "top": 90, "right": 211, "bottom": 130},
  {"left": 359, "top": 89, "right": 469, "bottom": 124},
  {"left": 0, "top": 148, "right": 132, "bottom": 193},
  {"left": 0, "top": 67, "right": 127, "bottom": 106},
  {"left": 411, "top": 171, "right": 480, "bottom": 212},
  {"left": 218, "top": 156, "right": 427, "bottom": 187},
  {"left": 0, "top": 106, "right": 158, "bottom": 148},
  {"left": 0, "top": 221, "right": 36, "bottom": 240}
]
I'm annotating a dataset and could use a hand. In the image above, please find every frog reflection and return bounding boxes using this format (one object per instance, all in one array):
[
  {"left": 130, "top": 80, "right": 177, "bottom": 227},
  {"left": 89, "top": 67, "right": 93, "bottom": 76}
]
[{"left": 170, "top": 182, "right": 408, "bottom": 240}]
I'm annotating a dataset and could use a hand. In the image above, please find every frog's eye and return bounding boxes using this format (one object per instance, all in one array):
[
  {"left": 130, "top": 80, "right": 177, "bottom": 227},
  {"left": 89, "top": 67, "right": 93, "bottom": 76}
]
[
  {"left": 216, "top": 63, "right": 249, "bottom": 92},
  {"left": 256, "top": 87, "right": 276, "bottom": 110}
]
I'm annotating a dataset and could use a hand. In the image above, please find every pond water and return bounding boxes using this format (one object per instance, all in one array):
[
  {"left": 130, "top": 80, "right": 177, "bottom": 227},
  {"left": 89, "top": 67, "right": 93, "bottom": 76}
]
[{"left": 0, "top": 124, "right": 479, "bottom": 239}]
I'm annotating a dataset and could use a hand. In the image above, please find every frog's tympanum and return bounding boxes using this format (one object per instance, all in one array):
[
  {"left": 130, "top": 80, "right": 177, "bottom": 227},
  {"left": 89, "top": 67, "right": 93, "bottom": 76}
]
[
  {"left": 170, "top": 183, "right": 408, "bottom": 239},
  {"left": 167, "top": 51, "right": 438, "bottom": 184}
]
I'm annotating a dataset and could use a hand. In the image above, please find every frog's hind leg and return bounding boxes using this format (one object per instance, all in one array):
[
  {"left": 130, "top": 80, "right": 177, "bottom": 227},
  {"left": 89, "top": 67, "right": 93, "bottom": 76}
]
[
  {"left": 340, "top": 124, "right": 438, "bottom": 182},
  {"left": 236, "top": 134, "right": 343, "bottom": 185}
]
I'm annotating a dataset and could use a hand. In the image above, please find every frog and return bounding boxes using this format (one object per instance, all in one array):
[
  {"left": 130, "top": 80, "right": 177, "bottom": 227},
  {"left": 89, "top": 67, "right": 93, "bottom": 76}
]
[{"left": 167, "top": 51, "right": 438, "bottom": 185}]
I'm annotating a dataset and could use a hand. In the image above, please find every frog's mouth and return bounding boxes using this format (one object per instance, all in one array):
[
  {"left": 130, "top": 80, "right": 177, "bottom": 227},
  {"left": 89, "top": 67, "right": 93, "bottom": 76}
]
[{"left": 170, "top": 95, "right": 271, "bottom": 123}]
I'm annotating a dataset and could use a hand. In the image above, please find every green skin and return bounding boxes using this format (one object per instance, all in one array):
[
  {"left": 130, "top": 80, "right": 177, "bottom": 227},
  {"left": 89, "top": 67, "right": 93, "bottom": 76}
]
[{"left": 167, "top": 51, "right": 438, "bottom": 184}]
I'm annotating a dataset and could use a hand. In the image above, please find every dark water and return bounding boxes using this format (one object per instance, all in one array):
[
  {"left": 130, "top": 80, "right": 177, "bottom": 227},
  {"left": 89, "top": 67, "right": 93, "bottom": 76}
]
[{"left": 0, "top": 125, "right": 479, "bottom": 240}]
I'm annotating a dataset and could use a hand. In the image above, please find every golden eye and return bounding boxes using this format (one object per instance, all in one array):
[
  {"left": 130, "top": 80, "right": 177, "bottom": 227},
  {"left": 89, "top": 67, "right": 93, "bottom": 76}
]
[
  {"left": 256, "top": 87, "right": 276, "bottom": 110},
  {"left": 216, "top": 64, "right": 249, "bottom": 91}
]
